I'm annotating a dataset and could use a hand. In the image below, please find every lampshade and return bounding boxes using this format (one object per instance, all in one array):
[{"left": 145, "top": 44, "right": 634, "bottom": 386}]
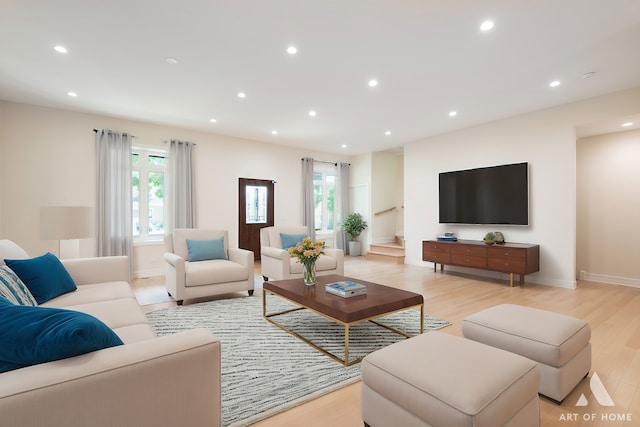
[{"left": 40, "top": 206, "right": 94, "bottom": 240}]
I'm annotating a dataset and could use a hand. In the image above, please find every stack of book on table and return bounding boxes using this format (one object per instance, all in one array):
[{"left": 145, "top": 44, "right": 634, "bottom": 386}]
[{"left": 325, "top": 281, "right": 367, "bottom": 298}]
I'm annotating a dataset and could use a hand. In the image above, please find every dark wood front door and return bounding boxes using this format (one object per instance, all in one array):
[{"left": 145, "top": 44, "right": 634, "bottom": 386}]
[{"left": 238, "top": 178, "right": 275, "bottom": 260}]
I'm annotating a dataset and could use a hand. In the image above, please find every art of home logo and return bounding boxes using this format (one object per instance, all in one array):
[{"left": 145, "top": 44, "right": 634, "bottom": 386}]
[{"left": 559, "top": 373, "right": 633, "bottom": 423}]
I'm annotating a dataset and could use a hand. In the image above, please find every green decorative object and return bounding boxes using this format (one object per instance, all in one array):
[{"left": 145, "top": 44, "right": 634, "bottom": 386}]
[{"left": 483, "top": 232, "right": 496, "bottom": 245}]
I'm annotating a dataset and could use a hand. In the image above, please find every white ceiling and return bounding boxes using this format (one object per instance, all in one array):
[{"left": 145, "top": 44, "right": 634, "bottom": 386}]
[{"left": 1, "top": 0, "right": 639, "bottom": 154}]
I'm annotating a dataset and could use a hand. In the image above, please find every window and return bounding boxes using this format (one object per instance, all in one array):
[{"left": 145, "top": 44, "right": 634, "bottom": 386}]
[
  {"left": 132, "top": 147, "right": 166, "bottom": 240},
  {"left": 313, "top": 164, "right": 336, "bottom": 232},
  {"left": 245, "top": 185, "right": 268, "bottom": 224}
]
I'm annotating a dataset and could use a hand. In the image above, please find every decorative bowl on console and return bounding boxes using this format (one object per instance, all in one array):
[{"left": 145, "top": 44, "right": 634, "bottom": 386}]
[{"left": 483, "top": 232, "right": 495, "bottom": 245}]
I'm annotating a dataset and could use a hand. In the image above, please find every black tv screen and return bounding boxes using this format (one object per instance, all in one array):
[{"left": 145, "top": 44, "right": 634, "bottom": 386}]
[{"left": 439, "top": 162, "right": 529, "bottom": 225}]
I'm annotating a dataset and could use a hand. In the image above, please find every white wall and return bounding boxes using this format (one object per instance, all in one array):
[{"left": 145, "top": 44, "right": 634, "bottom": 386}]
[
  {"left": 395, "top": 154, "right": 404, "bottom": 238},
  {"left": 404, "top": 86, "right": 640, "bottom": 288},
  {"left": 577, "top": 128, "right": 640, "bottom": 287},
  {"left": 0, "top": 101, "right": 351, "bottom": 277},
  {"left": 0, "top": 102, "right": 4, "bottom": 237}
]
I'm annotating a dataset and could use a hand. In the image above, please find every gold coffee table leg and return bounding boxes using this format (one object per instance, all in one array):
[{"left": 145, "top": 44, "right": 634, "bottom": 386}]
[{"left": 344, "top": 324, "right": 350, "bottom": 366}]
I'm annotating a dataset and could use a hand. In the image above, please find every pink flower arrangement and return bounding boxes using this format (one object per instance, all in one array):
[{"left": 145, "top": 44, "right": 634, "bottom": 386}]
[{"left": 288, "top": 237, "right": 325, "bottom": 266}]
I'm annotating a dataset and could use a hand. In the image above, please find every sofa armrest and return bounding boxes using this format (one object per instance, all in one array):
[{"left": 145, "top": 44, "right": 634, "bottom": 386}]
[
  {"left": 261, "top": 246, "right": 290, "bottom": 260},
  {"left": 163, "top": 252, "right": 185, "bottom": 268},
  {"left": 61, "top": 256, "right": 129, "bottom": 286},
  {"left": 0, "top": 329, "right": 221, "bottom": 427},
  {"left": 323, "top": 248, "right": 344, "bottom": 275},
  {"left": 164, "top": 252, "right": 186, "bottom": 300},
  {"left": 228, "top": 247, "right": 254, "bottom": 267}
]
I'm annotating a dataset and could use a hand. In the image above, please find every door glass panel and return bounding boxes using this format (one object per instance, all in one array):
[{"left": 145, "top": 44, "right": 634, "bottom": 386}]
[{"left": 246, "top": 185, "right": 267, "bottom": 224}]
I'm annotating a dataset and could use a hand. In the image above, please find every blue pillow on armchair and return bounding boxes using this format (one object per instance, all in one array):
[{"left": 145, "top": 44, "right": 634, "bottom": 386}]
[
  {"left": 186, "top": 238, "right": 227, "bottom": 262},
  {"left": 280, "top": 233, "right": 308, "bottom": 250},
  {"left": 0, "top": 296, "right": 124, "bottom": 373},
  {"left": 5, "top": 252, "right": 77, "bottom": 304}
]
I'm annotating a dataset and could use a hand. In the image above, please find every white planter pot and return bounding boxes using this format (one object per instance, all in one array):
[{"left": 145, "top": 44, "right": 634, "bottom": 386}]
[{"left": 348, "top": 241, "right": 362, "bottom": 256}]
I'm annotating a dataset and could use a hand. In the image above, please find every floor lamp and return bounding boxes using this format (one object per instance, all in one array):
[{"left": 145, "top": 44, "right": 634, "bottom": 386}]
[{"left": 40, "top": 206, "right": 94, "bottom": 259}]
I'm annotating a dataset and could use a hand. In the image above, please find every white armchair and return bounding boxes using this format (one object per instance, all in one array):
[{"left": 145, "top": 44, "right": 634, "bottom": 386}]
[
  {"left": 260, "top": 226, "right": 344, "bottom": 281},
  {"left": 164, "top": 229, "right": 254, "bottom": 305}
]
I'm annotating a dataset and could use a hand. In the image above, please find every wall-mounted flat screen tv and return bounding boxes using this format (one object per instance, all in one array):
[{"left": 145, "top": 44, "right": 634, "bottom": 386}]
[{"left": 439, "top": 162, "right": 529, "bottom": 225}]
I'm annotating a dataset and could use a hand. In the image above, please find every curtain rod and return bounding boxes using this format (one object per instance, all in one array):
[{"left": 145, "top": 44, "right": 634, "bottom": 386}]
[
  {"left": 164, "top": 140, "right": 197, "bottom": 146},
  {"left": 93, "top": 128, "right": 137, "bottom": 138},
  {"left": 301, "top": 158, "right": 351, "bottom": 166}
]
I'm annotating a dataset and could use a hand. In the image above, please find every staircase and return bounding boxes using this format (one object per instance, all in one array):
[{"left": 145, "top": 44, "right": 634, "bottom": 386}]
[{"left": 365, "top": 236, "right": 405, "bottom": 264}]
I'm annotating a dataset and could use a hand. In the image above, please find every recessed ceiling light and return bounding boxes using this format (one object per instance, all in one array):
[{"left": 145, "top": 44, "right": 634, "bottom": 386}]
[
  {"left": 368, "top": 79, "right": 378, "bottom": 88},
  {"left": 238, "top": 92, "right": 246, "bottom": 98},
  {"left": 622, "top": 122, "right": 633, "bottom": 127},
  {"left": 341, "top": 144, "right": 348, "bottom": 148},
  {"left": 54, "top": 45, "right": 68, "bottom": 53},
  {"left": 449, "top": 111, "right": 457, "bottom": 117},
  {"left": 271, "top": 130, "right": 278, "bottom": 135},
  {"left": 67, "top": 91, "right": 77, "bottom": 97},
  {"left": 480, "top": 20, "right": 494, "bottom": 31},
  {"left": 287, "top": 46, "right": 297, "bottom": 55},
  {"left": 165, "top": 57, "right": 178, "bottom": 65},
  {"left": 309, "top": 110, "right": 317, "bottom": 117},
  {"left": 385, "top": 131, "right": 391, "bottom": 136},
  {"left": 549, "top": 80, "right": 561, "bottom": 88},
  {"left": 209, "top": 118, "right": 217, "bottom": 123}
]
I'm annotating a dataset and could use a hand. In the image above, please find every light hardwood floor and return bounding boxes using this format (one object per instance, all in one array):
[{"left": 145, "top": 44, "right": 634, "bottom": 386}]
[{"left": 133, "top": 257, "right": 640, "bottom": 427}]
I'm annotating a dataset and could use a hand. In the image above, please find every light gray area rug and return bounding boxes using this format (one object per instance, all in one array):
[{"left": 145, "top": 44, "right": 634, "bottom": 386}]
[{"left": 147, "top": 293, "right": 450, "bottom": 427}]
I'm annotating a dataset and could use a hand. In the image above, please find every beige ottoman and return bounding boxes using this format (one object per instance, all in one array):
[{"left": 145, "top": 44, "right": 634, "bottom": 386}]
[
  {"left": 361, "top": 331, "right": 540, "bottom": 427},
  {"left": 462, "top": 304, "right": 591, "bottom": 403}
]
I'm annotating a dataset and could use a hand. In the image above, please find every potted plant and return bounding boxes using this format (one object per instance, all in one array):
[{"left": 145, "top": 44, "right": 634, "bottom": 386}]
[{"left": 340, "top": 212, "right": 368, "bottom": 256}]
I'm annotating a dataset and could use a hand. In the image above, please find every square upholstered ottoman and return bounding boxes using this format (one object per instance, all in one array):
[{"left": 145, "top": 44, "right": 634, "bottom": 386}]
[
  {"left": 462, "top": 304, "right": 591, "bottom": 403},
  {"left": 361, "top": 331, "right": 540, "bottom": 427}
]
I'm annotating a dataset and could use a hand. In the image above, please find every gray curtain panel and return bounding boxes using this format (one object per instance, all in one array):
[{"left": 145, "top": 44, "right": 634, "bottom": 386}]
[
  {"left": 95, "top": 129, "right": 132, "bottom": 266},
  {"left": 336, "top": 162, "right": 350, "bottom": 254},
  {"left": 301, "top": 158, "right": 315, "bottom": 239},
  {"left": 167, "top": 140, "right": 195, "bottom": 231}
]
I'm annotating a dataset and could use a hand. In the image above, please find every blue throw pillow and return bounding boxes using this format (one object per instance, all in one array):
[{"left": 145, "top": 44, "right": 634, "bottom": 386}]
[
  {"left": 186, "top": 238, "right": 227, "bottom": 262},
  {"left": 0, "top": 297, "right": 124, "bottom": 373},
  {"left": 5, "top": 253, "right": 77, "bottom": 304},
  {"left": 0, "top": 265, "right": 38, "bottom": 306},
  {"left": 280, "top": 233, "right": 308, "bottom": 250}
]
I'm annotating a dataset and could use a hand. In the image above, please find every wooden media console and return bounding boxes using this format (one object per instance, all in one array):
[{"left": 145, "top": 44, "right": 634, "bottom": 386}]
[{"left": 422, "top": 239, "right": 539, "bottom": 286}]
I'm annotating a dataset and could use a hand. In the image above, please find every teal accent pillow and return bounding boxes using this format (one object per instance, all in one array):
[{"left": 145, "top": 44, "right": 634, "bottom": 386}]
[
  {"left": 280, "top": 233, "right": 308, "bottom": 250},
  {"left": 186, "top": 238, "right": 227, "bottom": 262},
  {"left": 0, "top": 265, "right": 38, "bottom": 306},
  {"left": 5, "top": 252, "right": 77, "bottom": 304},
  {"left": 0, "top": 297, "right": 124, "bottom": 373}
]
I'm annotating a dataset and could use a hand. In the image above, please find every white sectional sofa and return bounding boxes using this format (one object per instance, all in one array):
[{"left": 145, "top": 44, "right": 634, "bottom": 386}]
[{"left": 0, "top": 240, "right": 221, "bottom": 427}]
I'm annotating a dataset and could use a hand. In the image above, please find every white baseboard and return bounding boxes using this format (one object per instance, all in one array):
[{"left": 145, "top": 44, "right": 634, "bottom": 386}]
[
  {"left": 579, "top": 271, "right": 640, "bottom": 288},
  {"left": 133, "top": 268, "right": 163, "bottom": 279}
]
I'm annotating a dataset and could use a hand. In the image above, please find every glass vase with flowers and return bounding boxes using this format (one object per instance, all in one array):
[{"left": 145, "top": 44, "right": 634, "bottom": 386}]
[{"left": 288, "top": 237, "right": 325, "bottom": 286}]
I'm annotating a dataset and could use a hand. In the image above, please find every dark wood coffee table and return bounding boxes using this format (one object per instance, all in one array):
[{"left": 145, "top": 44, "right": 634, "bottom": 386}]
[{"left": 263, "top": 274, "right": 424, "bottom": 366}]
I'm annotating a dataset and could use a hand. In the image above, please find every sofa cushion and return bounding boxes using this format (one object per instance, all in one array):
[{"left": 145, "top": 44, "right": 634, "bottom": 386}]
[
  {"left": 61, "top": 298, "right": 151, "bottom": 330},
  {"left": 41, "top": 281, "right": 135, "bottom": 308},
  {"left": 112, "top": 323, "right": 157, "bottom": 344},
  {"left": 0, "top": 265, "right": 37, "bottom": 306},
  {"left": 290, "top": 254, "right": 337, "bottom": 274},
  {"left": 186, "top": 238, "right": 227, "bottom": 261},
  {"left": 0, "top": 297, "right": 124, "bottom": 373},
  {"left": 5, "top": 252, "right": 77, "bottom": 304},
  {"left": 185, "top": 259, "right": 249, "bottom": 287},
  {"left": 280, "top": 233, "right": 308, "bottom": 250}
]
